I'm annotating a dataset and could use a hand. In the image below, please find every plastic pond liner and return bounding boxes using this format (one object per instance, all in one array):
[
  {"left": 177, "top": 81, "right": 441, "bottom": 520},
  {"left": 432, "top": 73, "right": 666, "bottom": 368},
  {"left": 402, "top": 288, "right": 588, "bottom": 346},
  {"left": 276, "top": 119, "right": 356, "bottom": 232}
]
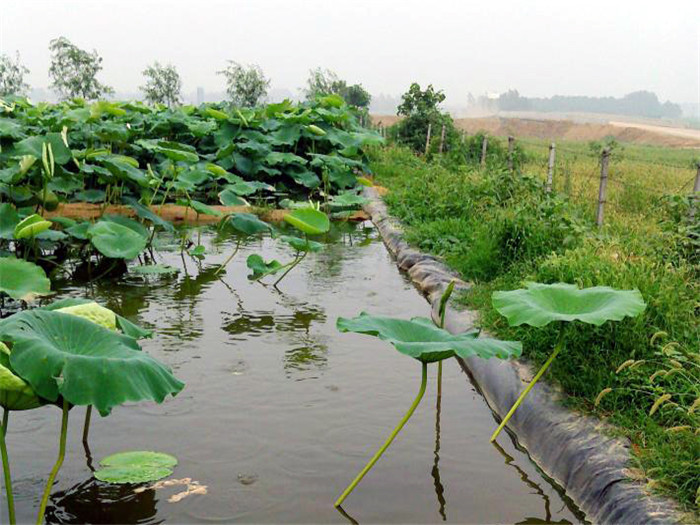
[{"left": 3, "top": 221, "right": 586, "bottom": 524}]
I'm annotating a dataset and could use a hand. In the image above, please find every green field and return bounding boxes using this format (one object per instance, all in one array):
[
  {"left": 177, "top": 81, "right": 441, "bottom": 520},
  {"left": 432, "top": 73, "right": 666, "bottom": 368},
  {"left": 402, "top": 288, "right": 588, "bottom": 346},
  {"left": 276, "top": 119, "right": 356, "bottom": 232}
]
[{"left": 371, "top": 141, "right": 699, "bottom": 512}]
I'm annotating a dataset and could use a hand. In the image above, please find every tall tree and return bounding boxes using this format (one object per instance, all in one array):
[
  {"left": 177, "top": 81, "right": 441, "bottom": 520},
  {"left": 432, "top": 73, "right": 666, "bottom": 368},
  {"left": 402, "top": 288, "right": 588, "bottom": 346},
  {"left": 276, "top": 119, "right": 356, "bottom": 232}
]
[
  {"left": 304, "top": 67, "right": 371, "bottom": 109},
  {"left": 218, "top": 61, "right": 270, "bottom": 107},
  {"left": 48, "top": 37, "right": 113, "bottom": 100},
  {"left": 140, "top": 62, "right": 182, "bottom": 107},
  {"left": 0, "top": 52, "right": 30, "bottom": 97}
]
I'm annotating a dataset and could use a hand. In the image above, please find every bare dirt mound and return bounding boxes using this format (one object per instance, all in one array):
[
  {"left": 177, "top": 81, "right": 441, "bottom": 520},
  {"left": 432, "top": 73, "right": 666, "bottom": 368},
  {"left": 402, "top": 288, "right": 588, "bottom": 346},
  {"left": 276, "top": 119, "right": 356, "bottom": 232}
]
[{"left": 370, "top": 115, "right": 700, "bottom": 148}]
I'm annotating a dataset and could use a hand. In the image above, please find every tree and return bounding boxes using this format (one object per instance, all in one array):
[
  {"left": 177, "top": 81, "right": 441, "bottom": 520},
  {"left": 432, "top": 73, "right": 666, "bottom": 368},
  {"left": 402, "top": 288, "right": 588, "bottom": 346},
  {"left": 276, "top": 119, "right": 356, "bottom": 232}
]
[
  {"left": 218, "top": 61, "right": 270, "bottom": 107},
  {"left": 140, "top": 62, "right": 182, "bottom": 107},
  {"left": 304, "top": 68, "right": 371, "bottom": 109},
  {"left": 397, "top": 83, "right": 445, "bottom": 117},
  {"left": 48, "top": 37, "right": 113, "bottom": 100},
  {"left": 0, "top": 52, "right": 30, "bottom": 97}
]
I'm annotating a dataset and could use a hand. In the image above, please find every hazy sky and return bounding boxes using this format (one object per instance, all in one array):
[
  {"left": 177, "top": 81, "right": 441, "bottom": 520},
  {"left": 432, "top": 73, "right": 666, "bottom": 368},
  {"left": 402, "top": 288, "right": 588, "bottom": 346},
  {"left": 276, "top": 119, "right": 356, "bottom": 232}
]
[{"left": 1, "top": 0, "right": 698, "bottom": 105}]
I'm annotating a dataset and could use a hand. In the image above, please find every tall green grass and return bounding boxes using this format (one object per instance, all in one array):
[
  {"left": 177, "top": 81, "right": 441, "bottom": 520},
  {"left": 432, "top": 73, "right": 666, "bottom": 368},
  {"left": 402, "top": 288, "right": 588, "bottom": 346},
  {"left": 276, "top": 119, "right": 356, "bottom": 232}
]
[{"left": 371, "top": 145, "right": 699, "bottom": 512}]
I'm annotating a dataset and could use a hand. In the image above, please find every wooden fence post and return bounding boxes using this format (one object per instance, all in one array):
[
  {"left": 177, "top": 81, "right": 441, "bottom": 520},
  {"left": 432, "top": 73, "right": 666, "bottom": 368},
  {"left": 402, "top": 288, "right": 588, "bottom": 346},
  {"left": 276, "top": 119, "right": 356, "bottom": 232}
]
[
  {"left": 546, "top": 142, "right": 556, "bottom": 193},
  {"left": 439, "top": 124, "right": 446, "bottom": 154},
  {"left": 690, "top": 163, "right": 700, "bottom": 222},
  {"left": 424, "top": 123, "right": 432, "bottom": 155},
  {"left": 596, "top": 148, "right": 610, "bottom": 228},
  {"left": 507, "top": 136, "right": 515, "bottom": 174},
  {"left": 480, "top": 136, "right": 488, "bottom": 166}
]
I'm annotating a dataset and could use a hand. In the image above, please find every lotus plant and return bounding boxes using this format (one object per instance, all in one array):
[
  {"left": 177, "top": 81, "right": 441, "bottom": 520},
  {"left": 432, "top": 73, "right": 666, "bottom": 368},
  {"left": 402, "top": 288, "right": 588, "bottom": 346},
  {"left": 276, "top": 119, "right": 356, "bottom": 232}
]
[
  {"left": 489, "top": 282, "right": 646, "bottom": 442},
  {"left": 0, "top": 302, "right": 182, "bottom": 524},
  {"left": 333, "top": 284, "right": 522, "bottom": 508}
]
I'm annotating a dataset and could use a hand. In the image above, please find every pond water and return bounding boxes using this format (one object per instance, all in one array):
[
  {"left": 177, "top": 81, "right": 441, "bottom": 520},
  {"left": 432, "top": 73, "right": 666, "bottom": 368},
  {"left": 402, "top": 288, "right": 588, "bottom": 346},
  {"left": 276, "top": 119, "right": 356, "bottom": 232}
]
[{"left": 4, "top": 221, "right": 586, "bottom": 524}]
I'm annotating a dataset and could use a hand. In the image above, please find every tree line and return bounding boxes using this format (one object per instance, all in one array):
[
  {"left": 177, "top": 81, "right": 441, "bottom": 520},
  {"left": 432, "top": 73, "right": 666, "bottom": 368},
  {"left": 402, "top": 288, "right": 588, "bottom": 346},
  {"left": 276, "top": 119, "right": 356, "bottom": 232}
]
[
  {"left": 0, "top": 37, "right": 372, "bottom": 109},
  {"left": 496, "top": 89, "right": 682, "bottom": 119}
]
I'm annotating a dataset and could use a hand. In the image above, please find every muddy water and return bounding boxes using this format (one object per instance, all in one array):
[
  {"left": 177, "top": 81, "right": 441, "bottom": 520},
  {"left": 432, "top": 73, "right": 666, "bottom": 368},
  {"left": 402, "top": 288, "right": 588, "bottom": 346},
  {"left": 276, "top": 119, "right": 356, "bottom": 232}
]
[{"left": 4, "top": 222, "right": 586, "bottom": 524}]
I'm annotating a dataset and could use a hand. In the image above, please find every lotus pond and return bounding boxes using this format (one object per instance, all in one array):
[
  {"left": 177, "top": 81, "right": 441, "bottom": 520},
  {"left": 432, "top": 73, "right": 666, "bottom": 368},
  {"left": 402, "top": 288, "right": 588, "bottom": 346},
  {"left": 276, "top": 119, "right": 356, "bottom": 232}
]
[{"left": 2, "top": 221, "right": 586, "bottom": 524}]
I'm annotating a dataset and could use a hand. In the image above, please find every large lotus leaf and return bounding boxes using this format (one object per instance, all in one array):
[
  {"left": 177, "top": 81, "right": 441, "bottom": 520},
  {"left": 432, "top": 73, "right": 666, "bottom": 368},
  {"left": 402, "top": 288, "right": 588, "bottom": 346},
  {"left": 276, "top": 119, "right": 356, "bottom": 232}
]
[
  {"left": 42, "top": 298, "right": 152, "bottom": 339},
  {"left": 95, "top": 450, "right": 177, "bottom": 483},
  {"left": 88, "top": 220, "right": 148, "bottom": 259},
  {"left": 227, "top": 213, "right": 271, "bottom": 235},
  {"left": 492, "top": 282, "right": 647, "bottom": 328},
  {"left": 177, "top": 199, "right": 222, "bottom": 217},
  {"left": 283, "top": 208, "right": 330, "bottom": 235},
  {"left": 0, "top": 257, "right": 51, "bottom": 301},
  {"left": 14, "top": 214, "right": 52, "bottom": 239},
  {"left": 56, "top": 302, "right": 117, "bottom": 331},
  {"left": 280, "top": 235, "right": 323, "bottom": 253},
  {"left": 0, "top": 342, "right": 42, "bottom": 411},
  {"left": 123, "top": 197, "right": 174, "bottom": 232},
  {"left": 337, "top": 313, "right": 522, "bottom": 364},
  {"left": 14, "top": 134, "right": 72, "bottom": 165},
  {"left": 0, "top": 310, "right": 184, "bottom": 416},
  {"left": 102, "top": 215, "right": 149, "bottom": 238}
]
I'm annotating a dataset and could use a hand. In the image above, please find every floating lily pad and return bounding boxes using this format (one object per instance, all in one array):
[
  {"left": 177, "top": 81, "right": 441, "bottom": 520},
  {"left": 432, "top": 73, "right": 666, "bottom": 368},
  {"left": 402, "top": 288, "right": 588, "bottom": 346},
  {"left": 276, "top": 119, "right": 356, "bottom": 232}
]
[
  {"left": 226, "top": 213, "right": 271, "bottom": 235},
  {"left": 94, "top": 450, "right": 178, "bottom": 484},
  {"left": 130, "top": 264, "right": 180, "bottom": 275},
  {"left": 246, "top": 254, "right": 283, "bottom": 280},
  {"left": 280, "top": 235, "right": 323, "bottom": 253}
]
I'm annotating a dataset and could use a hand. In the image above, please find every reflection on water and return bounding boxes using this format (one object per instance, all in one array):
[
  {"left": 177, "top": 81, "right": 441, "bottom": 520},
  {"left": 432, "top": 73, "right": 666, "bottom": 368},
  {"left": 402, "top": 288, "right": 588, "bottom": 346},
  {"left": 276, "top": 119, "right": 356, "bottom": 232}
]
[
  {"left": 46, "top": 479, "right": 162, "bottom": 525},
  {"left": 2, "top": 222, "right": 587, "bottom": 524}
]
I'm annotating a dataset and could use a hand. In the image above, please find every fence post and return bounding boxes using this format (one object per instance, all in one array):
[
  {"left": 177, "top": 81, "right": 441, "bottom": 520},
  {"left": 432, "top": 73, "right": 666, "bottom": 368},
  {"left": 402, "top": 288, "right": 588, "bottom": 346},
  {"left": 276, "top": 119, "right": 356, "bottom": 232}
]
[
  {"left": 480, "top": 136, "right": 488, "bottom": 166},
  {"left": 596, "top": 148, "right": 610, "bottom": 228},
  {"left": 690, "top": 163, "right": 700, "bottom": 222},
  {"left": 424, "top": 123, "right": 432, "bottom": 155},
  {"left": 507, "top": 136, "right": 515, "bottom": 174},
  {"left": 546, "top": 142, "right": 556, "bottom": 193},
  {"left": 439, "top": 124, "right": 446, "bottom": 154}
]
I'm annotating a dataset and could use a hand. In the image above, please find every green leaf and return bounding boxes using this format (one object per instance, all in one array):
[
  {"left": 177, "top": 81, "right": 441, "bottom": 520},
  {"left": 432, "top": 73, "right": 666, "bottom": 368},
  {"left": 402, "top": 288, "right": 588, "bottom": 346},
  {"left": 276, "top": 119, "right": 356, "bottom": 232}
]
[
  {"left": 123, "top": 197, "right": 175, "bottom": 232},
  {"left": 246, "top": 253, "right": 283, "bottom": 280},
  {"left": 94, "top": 451, "right": 178, "bottom": 484},
  {"left": 0, "top": 309, "right": 184, "bottom": 416},
  {"left": 130, "top": 264, "right": 179, "bottom": 275},
  {"left": 226, "top": 213, "right": 271, "bottom": 235},
  {"left": 0, "top": 342, "right": 42, "bottom": 411},
  {"left": 492, "top": 282, "right": 647, "bottom": 328},
  {"left": 56, "top": 302, "right": 117, "bottom": 331},
  {"left": 337, "top": 313, "right": 522, "bottom": 363},
  {"left": 14, "top": 214, "right": 52, "bottom": 239},
  {"left": 0, "top": 203, "right": 19, "bottom": 240},
  {"left": 14, "top": 134, "right": 72, "bottom": 165},
  {"left": 280, "top": 235, "right": 323, "bottom": 253},
  {"left": 88, "top": 220, "right": 148, "bottom": 259},
  {"left": 75, "top": 189, "right": 106, "bottom": 203},
  {"left": 218, "top": 189, "right": 249, "bottom": 207},
  {"left": 178, "top": 199, "right": 222, "bottom": 217},
  {"left": 283, "top": 208, "right": 330, "bottom": 235}
]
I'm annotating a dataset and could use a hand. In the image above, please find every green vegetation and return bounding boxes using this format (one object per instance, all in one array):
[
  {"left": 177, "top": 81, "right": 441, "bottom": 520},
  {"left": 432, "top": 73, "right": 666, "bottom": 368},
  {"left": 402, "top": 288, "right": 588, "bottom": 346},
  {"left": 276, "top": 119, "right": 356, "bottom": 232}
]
[
  {"left": 370, "top": 144, "right": 699, "bottom": 510},
  {"left": 334, "top": 284, "right": 521, "bottom": 507}
]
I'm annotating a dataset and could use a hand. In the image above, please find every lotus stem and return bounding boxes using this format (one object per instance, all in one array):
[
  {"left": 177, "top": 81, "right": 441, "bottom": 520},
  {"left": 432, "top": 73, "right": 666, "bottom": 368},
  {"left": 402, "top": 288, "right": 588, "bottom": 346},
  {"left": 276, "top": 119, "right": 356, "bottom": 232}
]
[
  {"left": 214, "top": 239, "right": 241, "bottom": 275},
  {"left": 1, "top": 408, "right": 16, "bottom": 525},
  {"left": 82, "top": 406, "right": 92, "bottom": 443},
  {"left": 36, "top": 399, "right": 70, "bottom": 525},
  {"left": 437, "top": 360, "right": 443, "bottom": 398},
  {"left": 273, "top": 251, "right": 306, "bottom": 287},
  {"left": 490, "top": 328, "right": 566, "bottom": 442},
  {"left": 334, "top": 361, "right": 428, "bottom": 508}
]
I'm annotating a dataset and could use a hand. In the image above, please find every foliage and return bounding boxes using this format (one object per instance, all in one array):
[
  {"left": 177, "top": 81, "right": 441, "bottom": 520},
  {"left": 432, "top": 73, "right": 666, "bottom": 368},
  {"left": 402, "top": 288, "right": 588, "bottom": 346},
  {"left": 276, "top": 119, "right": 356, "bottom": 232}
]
[
  {"left": 397, "top": 83, "right": 445, "bottom": 117},
  {"left": 48, "top": 37, "right": 113, "bottom": 100},
  {"left": 140, "top": 62, "right": 182, "bottom": 107},
  {"left": 0, "top": 53, "right": 30, "bottom": 97},
  {"left": 94, "top": 450, "right": 177, "bottom": 484},
  {"left": 371, "top": 144, "right": 700, "bottom": 510},
  {"left": 304, "top": 68, "right": 371, "bottom": 108},
  {"left": 0, "top": 258, "right": 51, "bottom": 302},
  {"left": 218, "top": 61, "right": 270, "bottom": 107}
]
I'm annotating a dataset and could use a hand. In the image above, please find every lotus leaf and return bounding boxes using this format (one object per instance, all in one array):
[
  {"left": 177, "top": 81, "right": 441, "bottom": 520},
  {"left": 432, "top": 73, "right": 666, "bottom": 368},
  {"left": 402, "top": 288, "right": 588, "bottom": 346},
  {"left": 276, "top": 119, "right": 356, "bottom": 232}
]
[
  {"left": 94, "top": 450, "right": 177, "bottom": 484},
  {"left": 280, "top": 235, "right": 323, "bottom": 253},
  {"left": 227, "top": 213, "right": 271, "bottom": 235},
  {"left": 0, "top": 310, "right": 183, "bottom": 415},
  {"left": 0, "top": 257, "right": 51, "bottom": 302},
  {"left": 283, "top": 208, "right": 330, "bottom": 235},
  {"left": 130, "top": 264, "right": 180, "bottom": 275},
  {"left": 246, "top": 254, "right": 283, "bottom": 280},
  {"left": 88, "top": 220, "right": 148, "bottom": 259},
  {"left": 337, "top": 313, "right": 522, "bottom": 363},
  {"left": 492, "top": 282, "right": 647, "bottom": 328},
  {"left": 56, "top": 302, "right": 117, "bottom": 331},
  {"left": 218, "top": 189, "right": 249, "bottom": 206},
  {"left": 13, "top": 214, "right": 51, "bottom": 239},
  {"left": 0, "top": 342, "right": 41, "bottom": 411}
]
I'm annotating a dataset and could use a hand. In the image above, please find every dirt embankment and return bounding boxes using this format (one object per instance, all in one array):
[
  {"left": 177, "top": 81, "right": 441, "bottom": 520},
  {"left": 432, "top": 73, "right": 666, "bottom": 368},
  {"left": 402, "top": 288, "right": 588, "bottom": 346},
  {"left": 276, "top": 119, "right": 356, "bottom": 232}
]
[{"left": 371, "top": 115, "right": 700, "bottom": 148}]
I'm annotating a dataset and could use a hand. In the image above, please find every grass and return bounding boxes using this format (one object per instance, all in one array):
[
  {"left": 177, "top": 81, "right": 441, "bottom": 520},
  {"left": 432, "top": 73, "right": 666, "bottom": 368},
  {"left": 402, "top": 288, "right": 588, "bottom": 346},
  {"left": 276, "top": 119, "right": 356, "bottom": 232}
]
[{"left": 369, "top": 143, "right": 700, "bottom": 513}]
